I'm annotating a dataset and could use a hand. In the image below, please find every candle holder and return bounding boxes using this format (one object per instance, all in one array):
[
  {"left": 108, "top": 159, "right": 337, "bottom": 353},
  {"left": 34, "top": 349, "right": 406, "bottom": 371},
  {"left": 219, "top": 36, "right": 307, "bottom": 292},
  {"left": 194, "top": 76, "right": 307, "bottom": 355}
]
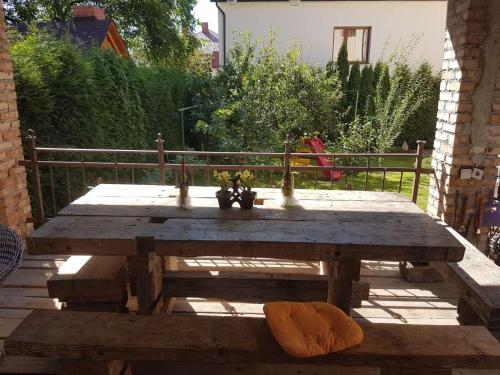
[
  {"left": 214, "top": 171, "right": 256, "bottom": 210},
  {"left": 176, "top": 158, "right": 192, "bottom": 209}
]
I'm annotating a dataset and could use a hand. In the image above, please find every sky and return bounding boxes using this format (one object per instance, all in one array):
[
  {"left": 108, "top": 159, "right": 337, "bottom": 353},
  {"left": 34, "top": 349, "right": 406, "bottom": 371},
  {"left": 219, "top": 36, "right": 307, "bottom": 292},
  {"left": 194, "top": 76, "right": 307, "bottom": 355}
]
[{"left": 193, "top": 0, "right": 219, "bottom": 32}]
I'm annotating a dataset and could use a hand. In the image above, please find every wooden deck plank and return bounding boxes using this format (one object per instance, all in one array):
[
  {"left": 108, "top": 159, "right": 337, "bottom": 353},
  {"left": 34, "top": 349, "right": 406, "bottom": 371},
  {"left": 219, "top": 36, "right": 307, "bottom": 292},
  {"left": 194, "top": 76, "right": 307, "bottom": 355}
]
[
  {"left": 19, "top": 260, "right": 66, "bottom": 270},
  {"left": 0, "top": 288, "right": 49, "bottom": 298},
  {"left": 2, "top": 269, "right": 55, "bottom": 288},
  {"left": 0, "top": 296, "right": 60, "bottom": 310}
]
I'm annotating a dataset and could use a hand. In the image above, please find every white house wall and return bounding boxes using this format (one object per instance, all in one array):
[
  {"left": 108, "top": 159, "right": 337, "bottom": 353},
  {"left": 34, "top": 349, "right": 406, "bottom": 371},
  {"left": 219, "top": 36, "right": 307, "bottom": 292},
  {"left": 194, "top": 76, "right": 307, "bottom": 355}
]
[{"left": 218, "top": 1, "right": 447, "bottom": 71}]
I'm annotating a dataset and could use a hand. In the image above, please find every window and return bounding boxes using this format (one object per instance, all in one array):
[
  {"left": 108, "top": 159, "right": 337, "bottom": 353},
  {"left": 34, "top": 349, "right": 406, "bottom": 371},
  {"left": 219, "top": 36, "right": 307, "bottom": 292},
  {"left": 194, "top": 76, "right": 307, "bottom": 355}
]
[{"left": 333, "top": 27, "right": 371, "bottom": 64}]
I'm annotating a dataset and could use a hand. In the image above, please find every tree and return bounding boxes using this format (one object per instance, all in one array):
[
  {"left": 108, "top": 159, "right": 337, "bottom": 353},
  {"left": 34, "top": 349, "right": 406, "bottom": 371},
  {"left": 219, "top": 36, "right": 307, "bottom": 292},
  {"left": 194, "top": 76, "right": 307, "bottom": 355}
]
[
  {"left": 397, "top": 62, "right": 440, "bottom": 147},
  {"left": 359, "top": 65, "right": 375, "bottom": 118},
  {"left": 335, "top": 42, "right": 349, "bottom": 90},
  {"left": 375, "top": 62, "right": 390, "bottom": 111},
  {"left": 347, "top": 63, "right": 361, "bottom": 120},
  {"left": 373, "top": 60, "right": 432, "bottom": 152},
  {"left": 3, "top": 0, "right": 198, "bottom": 65}
]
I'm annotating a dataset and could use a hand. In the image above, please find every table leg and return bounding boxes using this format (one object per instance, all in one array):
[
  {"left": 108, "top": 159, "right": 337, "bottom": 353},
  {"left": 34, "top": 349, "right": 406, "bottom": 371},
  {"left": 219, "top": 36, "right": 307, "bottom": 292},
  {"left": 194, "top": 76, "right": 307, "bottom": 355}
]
[
  {"left": 327, "top": 259, "right": 354, "bottom": 315},
  {"left": 163, "top": 256, "right": 177, "bottom": 314},
  {"left": 135, "top": 237, "right": 163, "bottom": 314}
]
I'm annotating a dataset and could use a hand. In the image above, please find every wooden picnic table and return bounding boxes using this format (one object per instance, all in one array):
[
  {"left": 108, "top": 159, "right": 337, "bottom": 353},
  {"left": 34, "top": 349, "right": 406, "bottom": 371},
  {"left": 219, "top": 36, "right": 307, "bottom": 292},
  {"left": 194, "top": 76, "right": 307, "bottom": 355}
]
[{"left": 27, "top": 184, "right": 465, "bottom": 314}]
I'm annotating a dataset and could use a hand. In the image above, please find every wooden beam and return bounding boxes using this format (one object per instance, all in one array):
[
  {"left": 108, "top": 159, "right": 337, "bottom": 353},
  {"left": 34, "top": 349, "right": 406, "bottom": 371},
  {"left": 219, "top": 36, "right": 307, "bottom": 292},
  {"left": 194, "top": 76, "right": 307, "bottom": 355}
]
[
  {"left": 47, "top": 256, "right": 127, "bottom": 301},
  {"left": 154, "top": 218, "right": 464, "bottom": 262},
  {"left": 162, "top": 271, "right": 369, "bottom": 306}
]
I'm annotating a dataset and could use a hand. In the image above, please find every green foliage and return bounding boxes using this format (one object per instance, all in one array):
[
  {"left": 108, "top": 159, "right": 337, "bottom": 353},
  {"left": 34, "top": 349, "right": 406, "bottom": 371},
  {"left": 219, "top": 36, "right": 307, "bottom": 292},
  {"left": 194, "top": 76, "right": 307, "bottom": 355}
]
[
  {"left": 3, "top": 0, "right": 198, "bottom": 65},
  {"left": 359, "top": 65, "right": 375, "bottom": 118},
  {"left": 375, "top": 62, "right": 391, "bottom": 111},
  {"left": 373, "top": 60, "right": 436, "bottom": 152},
  {"left": 346, "top": 63, "right": 361, "bottom": 120},
  {"left": 11, "top": 27, "right": 95, "bottom": 147},
  {"left": 396, "top": 63, "right": 440, "bottom": 148},
  {"left": 196, "top": 33, "right": 344, "bottom": 151},
  {"left": 335, "top": 42, "right": 349, "bottom": 90},
  {"left": 10, "top": 28, "right": 201, "bottom": 149},
  {"left": 333, "top": 117, "right": 375, "bottom": 154}
]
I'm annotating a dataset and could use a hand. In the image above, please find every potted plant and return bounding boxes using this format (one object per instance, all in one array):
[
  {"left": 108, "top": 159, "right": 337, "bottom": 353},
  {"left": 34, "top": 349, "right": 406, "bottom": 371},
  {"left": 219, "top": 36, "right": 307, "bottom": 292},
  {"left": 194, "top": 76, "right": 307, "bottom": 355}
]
[
  {"left": 213, "top": 170, "right": 232, "bottom": 209},
  {"left": 239, "top": 170, "right": 256, "bottom": 209}
]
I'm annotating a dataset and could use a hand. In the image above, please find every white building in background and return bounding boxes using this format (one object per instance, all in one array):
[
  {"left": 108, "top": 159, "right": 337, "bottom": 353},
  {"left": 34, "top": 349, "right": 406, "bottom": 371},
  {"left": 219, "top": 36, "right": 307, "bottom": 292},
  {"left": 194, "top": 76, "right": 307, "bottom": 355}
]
[{"left": 213, "top": 0, "right": 447, "bottom": 71}]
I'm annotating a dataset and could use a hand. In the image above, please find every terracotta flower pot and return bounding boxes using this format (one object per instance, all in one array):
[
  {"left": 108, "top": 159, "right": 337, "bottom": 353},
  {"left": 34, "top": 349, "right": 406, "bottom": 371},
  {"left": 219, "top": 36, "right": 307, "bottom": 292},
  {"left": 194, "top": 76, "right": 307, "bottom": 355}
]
[
  {"left": 240, "top": 190, "right": 256, "bottom": 210},
  {"left": 216, "top": 190, "right": 232, "bottom": 209}
]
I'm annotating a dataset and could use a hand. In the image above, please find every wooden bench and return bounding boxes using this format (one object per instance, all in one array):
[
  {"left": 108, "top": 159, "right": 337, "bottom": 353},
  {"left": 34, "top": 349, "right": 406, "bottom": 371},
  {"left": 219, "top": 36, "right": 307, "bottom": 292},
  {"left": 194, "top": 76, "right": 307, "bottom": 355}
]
[
  {"left": 163, "top": 271, "right": 370, "bottom": 307},
  {"left": 432, "top": 227, "right": 500, "bottom": 331},
  {"left": 47, "top": 256, "right": 128, "bottom": 312},
  {"left": 5, "top": 310, "right": 500, "bottom": 375}
]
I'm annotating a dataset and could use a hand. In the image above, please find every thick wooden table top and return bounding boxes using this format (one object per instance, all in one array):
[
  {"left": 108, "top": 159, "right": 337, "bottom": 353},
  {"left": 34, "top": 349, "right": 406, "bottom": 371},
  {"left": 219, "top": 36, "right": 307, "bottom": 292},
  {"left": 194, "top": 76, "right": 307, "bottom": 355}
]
[{"left": 28, "top": 184, "right": 465, "bottom": 262}]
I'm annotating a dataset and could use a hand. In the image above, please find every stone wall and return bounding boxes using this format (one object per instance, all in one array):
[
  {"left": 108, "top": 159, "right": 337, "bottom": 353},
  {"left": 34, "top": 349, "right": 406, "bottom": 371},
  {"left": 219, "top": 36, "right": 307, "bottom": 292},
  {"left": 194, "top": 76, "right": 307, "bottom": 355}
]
[
  {"left": 0, "top": 5, "right": 32, "bottom": 238},
  {"left": 428, "top": 0, "right": 500, "bottom": 249}
]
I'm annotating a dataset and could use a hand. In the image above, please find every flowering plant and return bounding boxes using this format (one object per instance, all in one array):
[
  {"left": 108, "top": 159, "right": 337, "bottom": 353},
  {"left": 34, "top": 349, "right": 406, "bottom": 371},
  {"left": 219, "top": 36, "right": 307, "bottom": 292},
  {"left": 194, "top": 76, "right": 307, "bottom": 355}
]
[
  {"left": 238, "top": 170, "right": 254, "bottom": 191},
  {"left": 213, "top": 170, "right": 231, "bottom": 191}
]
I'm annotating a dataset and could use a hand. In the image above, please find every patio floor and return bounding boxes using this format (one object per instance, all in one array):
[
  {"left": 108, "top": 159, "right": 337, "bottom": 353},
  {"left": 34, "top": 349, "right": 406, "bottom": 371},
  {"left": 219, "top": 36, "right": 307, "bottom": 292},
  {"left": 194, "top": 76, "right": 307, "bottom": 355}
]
[{"left": 0, "top": 255, "right": 492, "bottom": 374}]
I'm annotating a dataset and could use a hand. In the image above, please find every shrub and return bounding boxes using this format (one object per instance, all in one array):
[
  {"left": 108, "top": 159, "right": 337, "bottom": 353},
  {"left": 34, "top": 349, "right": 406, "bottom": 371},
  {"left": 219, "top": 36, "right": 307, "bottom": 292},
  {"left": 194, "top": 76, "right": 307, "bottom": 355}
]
[{"left": 198, "top": 33, "right": 344, "bottom": 151}]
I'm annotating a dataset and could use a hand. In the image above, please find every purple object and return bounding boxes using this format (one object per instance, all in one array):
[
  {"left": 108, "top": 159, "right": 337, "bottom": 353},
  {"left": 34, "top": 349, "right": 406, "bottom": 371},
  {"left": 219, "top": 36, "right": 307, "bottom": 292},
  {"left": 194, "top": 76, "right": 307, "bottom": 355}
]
[{"left": 482, "top": 201, "right": 500, "bottom": 227}]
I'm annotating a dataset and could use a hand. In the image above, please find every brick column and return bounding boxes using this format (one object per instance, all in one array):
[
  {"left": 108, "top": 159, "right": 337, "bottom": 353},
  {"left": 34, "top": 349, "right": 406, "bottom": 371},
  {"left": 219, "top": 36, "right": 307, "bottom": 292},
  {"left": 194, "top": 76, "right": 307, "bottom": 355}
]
[
  {"left": 0, "top": 5, "right": 32, "bottom": 238},
  {"left": 429, "top": 0, "right": 500, "bottom": 249}
]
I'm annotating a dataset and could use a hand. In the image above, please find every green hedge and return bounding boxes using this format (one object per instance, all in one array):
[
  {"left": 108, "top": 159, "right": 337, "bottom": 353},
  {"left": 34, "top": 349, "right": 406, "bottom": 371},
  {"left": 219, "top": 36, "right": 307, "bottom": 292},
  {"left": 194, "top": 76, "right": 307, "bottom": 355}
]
[
  {"left": 10, "top": 29, "right": 204, "bottom": 214},
  {"left": 10, "top": 29, "right": 196, "bottom": 150}
]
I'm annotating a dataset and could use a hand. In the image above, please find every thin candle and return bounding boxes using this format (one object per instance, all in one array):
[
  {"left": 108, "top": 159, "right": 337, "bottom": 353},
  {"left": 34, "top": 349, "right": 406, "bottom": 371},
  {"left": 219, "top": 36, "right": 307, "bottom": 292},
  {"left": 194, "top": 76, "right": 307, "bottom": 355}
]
[{"left": 181, "top": 158, "right": 186, "bottom": 180}]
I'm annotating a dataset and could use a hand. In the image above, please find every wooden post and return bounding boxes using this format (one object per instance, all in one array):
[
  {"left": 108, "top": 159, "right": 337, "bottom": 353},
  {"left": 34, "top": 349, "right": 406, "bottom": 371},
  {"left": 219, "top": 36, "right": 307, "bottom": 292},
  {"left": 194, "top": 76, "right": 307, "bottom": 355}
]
[
  {"left": 135, "top": 237, "right": 163, "bottom": 314},
  {"left": 156, "top": 133, "right": 166, "bottom": 185},
  {"left": 411, "top": 140, "right": 426, "bottom": 204},
  {"left": 27, "top": 129, "right": 45, "bottom": 227},
  {"left": 327, "top": 258, "right": 355, "bottom": 315}
]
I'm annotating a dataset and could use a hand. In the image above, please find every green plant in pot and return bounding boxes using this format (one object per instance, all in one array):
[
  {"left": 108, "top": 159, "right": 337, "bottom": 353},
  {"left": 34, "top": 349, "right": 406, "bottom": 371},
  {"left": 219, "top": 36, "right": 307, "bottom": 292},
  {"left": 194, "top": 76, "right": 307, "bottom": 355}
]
[
  {"left": 214, "top": 171, "right": 232, "bottom": 209},
  {"left": 239, "top": 170, "right": 256, "bottom": 209}
]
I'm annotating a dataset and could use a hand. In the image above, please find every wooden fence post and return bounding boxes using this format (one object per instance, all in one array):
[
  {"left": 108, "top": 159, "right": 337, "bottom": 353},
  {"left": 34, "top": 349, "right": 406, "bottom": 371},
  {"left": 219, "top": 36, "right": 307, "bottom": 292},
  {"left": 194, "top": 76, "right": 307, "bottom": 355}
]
[
  {"left": 27, "top": 129, "right": 45, "bottom": 226},
  {"left": 156, "top": 133, "right": 165, "bottom": 185},
  {"left": 411, "top": 140, "right": 426, "bottom": 204}
]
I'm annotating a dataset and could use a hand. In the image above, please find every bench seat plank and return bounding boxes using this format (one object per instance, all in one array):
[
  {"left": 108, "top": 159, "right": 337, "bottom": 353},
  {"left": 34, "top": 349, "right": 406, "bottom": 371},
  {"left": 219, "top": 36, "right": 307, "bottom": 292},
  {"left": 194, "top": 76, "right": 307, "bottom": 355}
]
[
  {"left": 433, "top": 227, "right": 500, "bottom": 327},
  {"left": 5, "top": 310, "right": 500, "bottom": 369}
]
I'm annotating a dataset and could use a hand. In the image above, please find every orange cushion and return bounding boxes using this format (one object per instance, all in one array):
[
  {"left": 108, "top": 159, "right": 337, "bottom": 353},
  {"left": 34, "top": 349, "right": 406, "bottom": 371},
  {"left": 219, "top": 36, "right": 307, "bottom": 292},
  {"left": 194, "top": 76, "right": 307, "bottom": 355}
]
[{"left": 263, "top": 301, "right": 363, "bottom": 358}]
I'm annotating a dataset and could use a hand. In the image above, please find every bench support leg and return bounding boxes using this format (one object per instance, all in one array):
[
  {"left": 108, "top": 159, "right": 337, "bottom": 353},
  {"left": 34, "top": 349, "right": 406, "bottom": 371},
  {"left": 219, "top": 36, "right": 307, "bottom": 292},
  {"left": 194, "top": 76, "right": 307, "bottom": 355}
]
[
  {"left": 327, "top": 258, "right": 354, "bottom": 315},
  {"left": 163, "top": 256, "right": 177, "bottom": 314},
  {"left": 381, "top": 368, "right": 451, "bottom": 375},
  {"left": 457, "top": 297, "right": 484, "bottom": 326},
  {"left": 135, "top": 237, "right": 163, "bottom": 314}
]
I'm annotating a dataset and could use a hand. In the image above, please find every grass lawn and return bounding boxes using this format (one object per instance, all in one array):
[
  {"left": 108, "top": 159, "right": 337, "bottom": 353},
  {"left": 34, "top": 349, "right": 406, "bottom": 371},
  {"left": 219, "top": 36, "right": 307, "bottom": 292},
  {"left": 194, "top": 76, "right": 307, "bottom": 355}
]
[{"left": 248, "top": 156, "right": 431, "bottom": 211}]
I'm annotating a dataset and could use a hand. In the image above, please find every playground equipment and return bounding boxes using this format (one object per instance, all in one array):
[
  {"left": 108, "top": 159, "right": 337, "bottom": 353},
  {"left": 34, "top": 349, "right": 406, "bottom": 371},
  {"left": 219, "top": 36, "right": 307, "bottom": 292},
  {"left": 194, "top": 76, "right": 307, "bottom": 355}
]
[{"left": 291, "top": 137, "right": 343, "bottom": 182}]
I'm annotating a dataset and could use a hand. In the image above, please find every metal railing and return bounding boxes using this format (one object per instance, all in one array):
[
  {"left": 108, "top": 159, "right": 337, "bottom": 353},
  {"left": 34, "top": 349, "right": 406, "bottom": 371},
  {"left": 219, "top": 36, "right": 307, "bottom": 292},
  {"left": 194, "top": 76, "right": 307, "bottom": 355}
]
[{"left": 21, "top": 130, "right": 433, "bottom": 226}]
